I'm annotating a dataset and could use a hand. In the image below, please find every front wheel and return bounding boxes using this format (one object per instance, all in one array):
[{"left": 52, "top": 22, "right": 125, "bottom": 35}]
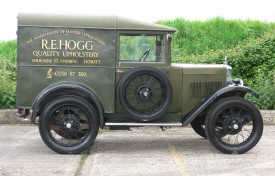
[
  {"left": 205, "top": 97, "right": 263, "bottom": 154},
  {"left": 39, "top": 95, "right": 99, "bottom": 154}
]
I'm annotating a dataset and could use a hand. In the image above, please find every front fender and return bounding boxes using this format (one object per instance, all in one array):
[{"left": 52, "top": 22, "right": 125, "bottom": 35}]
[
  {"left": 31, "top": 82, "right": 105, "bottom": 128},
  {"left": 181, "top": 85, "right": 258, "bottom": 125}
]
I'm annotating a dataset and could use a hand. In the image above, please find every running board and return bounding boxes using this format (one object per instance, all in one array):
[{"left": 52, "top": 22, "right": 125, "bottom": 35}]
[{"left": 105, "top": 122, "right": 183, "bottom": 127}]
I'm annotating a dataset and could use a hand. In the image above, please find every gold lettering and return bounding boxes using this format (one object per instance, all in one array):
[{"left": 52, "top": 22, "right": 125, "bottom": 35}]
[
  {"left": 54, "top": 71, "right": 67, "bottom": 77},
  {"left": 59, "top": 40, "right": 67, "bottom": 50},
  {"left": 78, "top": 72, "right": 87, "bottom": 77},
  {"left": 32, "top": 58, "right": 52, "bottom": 63},
  {"left": 59, "top": 59, "right": 78, "bottom": 64},
  {"left": 83, "top": 59, "right": 101, "bottom": 64},
  {"left": 67, "top": 40, "right": 76, "bottom": 50},
  {"left": 69, "top": 71, "right": 75, "bottom": 76},
  {"left": 41, "top": 39, "right": 94, "bottom": 51},
  {"left": 85, "top": 41, "right": 93, "bottom": 50},
  {"left": 47, "top": 68, "right": 53, "bottom": 79},
  {"left": 77, "top": 41, "right": 85, "bottom": 50},
  {"left": 26, "top": 39, "right": 33, "bottom": 44},
  {"left": 51, "top": 40, "right": 57, "bottom": 49},
  {"left": 62, "top": 51, "right": 98, "bottom": 58},
  {"left": 33, "top": 51, "right": 60, "bottom": 57},
  {"left": 41, "top": 39, "right": 49, "bottom": 50},
  {"left": 89, "top": 52, "right": 98, "bottom": 58},
  {"left": 81, "top": 32, "right": 107, "bottom": 46}
]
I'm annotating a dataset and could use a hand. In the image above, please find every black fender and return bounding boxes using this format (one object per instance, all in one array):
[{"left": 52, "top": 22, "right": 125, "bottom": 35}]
[
  {"left": 181, "top": 85, "right": 259, "bottom": 125},
  {"left": 31, "top": 82, "right": 105, "bottom": 128}
]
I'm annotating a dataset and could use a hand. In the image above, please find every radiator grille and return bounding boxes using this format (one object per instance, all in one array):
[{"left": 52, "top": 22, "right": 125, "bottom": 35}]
[{"left": 191, "top": 81, "right": 223, "bottom": 98}]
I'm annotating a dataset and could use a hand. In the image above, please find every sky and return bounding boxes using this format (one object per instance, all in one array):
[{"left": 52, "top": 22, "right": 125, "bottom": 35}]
[{"left": 0, "top": 0, "right": 275, "bottom": 41}]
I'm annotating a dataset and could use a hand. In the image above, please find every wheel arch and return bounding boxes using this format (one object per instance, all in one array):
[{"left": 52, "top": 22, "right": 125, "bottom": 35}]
[
  {"left": 181, "top": 86, "right": 259, "bottom": 125},
  {"left": 32, "top": 82, "right": 105, "bottom": 128}
]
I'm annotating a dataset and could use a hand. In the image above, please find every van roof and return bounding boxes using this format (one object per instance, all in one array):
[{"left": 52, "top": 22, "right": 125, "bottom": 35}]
[{"left": 18, "top": 13, "right": 176, "bottom": 32}]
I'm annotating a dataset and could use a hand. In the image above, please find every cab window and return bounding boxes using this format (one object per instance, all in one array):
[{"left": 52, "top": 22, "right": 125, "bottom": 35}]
[{"left": 120, "top": 34, "right": 165, "bottom": 62}]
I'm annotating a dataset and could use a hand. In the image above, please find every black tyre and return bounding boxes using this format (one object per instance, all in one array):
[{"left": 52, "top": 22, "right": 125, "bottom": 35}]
[
  {"left": 118, "top": 67, "right": 172, "bottom": 121},
  {"left": 191, "top": 115, "right": 207, "bottom": 138},
  {"left": 205, "top": 97, "right": 263, "bottom": 154},
  {"left": 39, "top": 95, "right": 99, "bottom": 154}
]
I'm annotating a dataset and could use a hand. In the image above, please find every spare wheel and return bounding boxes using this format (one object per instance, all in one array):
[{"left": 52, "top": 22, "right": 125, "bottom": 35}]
[{"left": 117, "top": 67, "right": 172, "bottom": 121}]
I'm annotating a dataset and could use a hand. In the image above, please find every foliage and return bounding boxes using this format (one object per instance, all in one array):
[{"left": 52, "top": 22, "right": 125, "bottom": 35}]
[
  {"left": 247, "top": 70, "right": 275, "bottom": 110},
  {"left": 0, "top": 40, "right": 17, "bottom": 63},
  {"left": 0, "top": 40, "right": 17, "bottom": 108},
  {"left": 120, "top": 35, "right": 163, "bottom": 62},
  {"left": 157, "top": 17, "right": 275, "bottom": 57},
  {"left": 173, "top": 28, "right": 275, "bottom": 109}
]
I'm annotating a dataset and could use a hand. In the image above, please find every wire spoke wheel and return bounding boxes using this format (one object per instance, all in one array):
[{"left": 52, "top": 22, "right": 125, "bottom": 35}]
[
  {"left": 48, "top": 105, "right": 89, "bottom": 146},
  {"left": 125, "top": 73, "right": 166, "bottom": 115},
  {"left": 39, "top": 96, "right": 99, "bottom": 154},
  {"left": 191, "top": 115, "right": 207, "bottom": 138},
  {"left": 118, "top": 67, "right": 172, "bottom": 121},
  {"left": 205, "top": 97, "right": 263, "bottom": 154},
  {"left": 214, "top": 106, "right": 253, "bottom": 146}
]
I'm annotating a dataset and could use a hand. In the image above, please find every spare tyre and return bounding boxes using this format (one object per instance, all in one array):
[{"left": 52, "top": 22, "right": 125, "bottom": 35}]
[{"left": 117, "top": 67, "right": 172, "bottom": 121}]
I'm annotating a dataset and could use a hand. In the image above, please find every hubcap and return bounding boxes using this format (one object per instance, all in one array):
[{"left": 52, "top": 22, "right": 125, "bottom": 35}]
[
  {"left": 143, "top": 91, "right": 149, "bottom": 97},
  {"left": 233, "top": 124, "right": 239, "bottom": 130},
  {"left": 137, "top": 86, "right": 152, "bottom": 99},
  {"left": 66, "top": 123, "right": 72, "bottom": 129},
  {"left": 224, "top": 118, "right": 242, "bottom": 135}
]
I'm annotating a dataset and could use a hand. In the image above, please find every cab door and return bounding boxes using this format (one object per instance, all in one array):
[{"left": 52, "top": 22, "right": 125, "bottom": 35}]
[{"left": 115, "top": 31, "right": 173, "bottom": 121}]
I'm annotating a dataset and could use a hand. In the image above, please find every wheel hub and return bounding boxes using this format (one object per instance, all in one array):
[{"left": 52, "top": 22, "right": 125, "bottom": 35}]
[
  {"left": 61, "top": 114, "right": 80, "bottom": 133},
  {"left": 224, "top": 118, "right": 243, "bottom": 135},
  {"left": 233, "top": 124, "right": 239, "bottom": 130},
  {"left": 66, "top": 123, "right": 72, "bottom": 129},
  {"left": 137, "top": 86, "right": 152, "bottom": 99}
]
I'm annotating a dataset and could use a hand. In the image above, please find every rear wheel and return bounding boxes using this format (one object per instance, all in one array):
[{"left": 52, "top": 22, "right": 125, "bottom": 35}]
[
  {"left": 39, "top": 95, "right": 99, "bottom": 154},
  {"left": 205, "top": 97, "right": 263, "bottom": 154},
  {"left": 191, "top": 115, "right": 207, "bottom": 138}
]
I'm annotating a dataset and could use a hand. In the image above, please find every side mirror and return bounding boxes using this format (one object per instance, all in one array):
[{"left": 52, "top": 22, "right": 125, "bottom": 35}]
[{"left": 166, "top": 34, "right": 172, "bottom": 42}]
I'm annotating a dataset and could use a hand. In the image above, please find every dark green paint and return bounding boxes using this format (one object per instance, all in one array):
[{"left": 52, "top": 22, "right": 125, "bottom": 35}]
[{"left": 17, "top": 13, "right": 232, "bottom": 123}]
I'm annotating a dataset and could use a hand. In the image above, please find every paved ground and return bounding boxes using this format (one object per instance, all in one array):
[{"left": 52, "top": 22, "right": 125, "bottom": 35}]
[
  {"left": 0, "top": 125, "right": 275, "bottom": 176},
  {"left": 0, "top": 125, "right": 80, "bottom": 176}
]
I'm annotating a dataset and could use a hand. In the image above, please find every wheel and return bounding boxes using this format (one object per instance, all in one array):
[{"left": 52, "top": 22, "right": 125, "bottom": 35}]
[
  {"left": 205, "top": 97, "right": 263, "bottom": 154},
  {"left": 54, "top": 127, "right": 88, "bottom": 139},
  {"left": 118, "top": 67, "right": 172, "bottom": 121},
  {"left": 191, "top": 115, "right": 207, "bottom": 138},
  {"left": 39, "top": 95, "right": 99, "bottom": 154}
]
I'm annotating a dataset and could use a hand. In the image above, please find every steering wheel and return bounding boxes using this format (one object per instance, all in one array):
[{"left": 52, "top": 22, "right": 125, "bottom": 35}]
[{"left": 138, "top": 49, "right": 151, "bottom": 62}]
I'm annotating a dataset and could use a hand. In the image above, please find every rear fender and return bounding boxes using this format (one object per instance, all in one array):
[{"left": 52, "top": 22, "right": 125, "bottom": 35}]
[{"left": 31, "top": 82, "right": 105, "bottom": 128}]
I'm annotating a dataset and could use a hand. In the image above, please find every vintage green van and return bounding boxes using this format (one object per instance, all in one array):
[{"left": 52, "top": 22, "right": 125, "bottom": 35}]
[{"left": 17, "top": 13, "right": 263, "bottom": 154}]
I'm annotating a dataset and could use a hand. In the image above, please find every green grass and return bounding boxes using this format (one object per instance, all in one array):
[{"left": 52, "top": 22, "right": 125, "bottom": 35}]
[
  {"left": 0, "top": 40, "right": 17, "bottom": 108},
  {"left": 157, "top": 17, "right": 275, "bottom": 58},
  {"left": 0, "top": 40, "right": 17, "bottom": 63},
  {"left": 74, "top": 147, "right": 92, "bottom": 176}
]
